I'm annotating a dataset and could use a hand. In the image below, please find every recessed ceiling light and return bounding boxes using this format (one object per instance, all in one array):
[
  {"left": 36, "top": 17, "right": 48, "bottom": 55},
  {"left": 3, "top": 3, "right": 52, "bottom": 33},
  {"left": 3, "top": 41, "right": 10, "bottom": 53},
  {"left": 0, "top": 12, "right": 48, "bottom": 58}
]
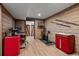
[{"left": 38, "top": 13, "right": 41, "bottom": 16}]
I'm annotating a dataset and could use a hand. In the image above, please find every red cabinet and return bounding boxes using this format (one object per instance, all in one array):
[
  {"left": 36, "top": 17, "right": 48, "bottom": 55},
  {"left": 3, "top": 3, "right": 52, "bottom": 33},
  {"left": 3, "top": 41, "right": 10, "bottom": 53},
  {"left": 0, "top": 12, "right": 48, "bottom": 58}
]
[
  {"left": 4, "top": 36, "right": 20, "bottom": 56},
  {"left": 55, "top": 33, "right": 75, "bottom": 54},
  {"left": 55, "top": 34, "right": 62, "bottom": 50}
]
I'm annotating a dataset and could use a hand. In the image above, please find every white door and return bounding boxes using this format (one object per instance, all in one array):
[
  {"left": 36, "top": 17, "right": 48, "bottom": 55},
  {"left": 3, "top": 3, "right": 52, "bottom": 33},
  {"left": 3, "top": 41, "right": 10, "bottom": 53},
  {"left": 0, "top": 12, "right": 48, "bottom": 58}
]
[{"left": 26, "top": 21, "right": 34, "bottom": 43}]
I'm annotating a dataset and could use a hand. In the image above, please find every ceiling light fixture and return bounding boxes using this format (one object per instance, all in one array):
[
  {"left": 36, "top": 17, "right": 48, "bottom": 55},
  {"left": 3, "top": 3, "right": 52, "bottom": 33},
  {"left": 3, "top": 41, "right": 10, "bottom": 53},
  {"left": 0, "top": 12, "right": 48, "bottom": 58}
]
[{"left": 38, "top": 13, "right": 41, "bottom": 16}]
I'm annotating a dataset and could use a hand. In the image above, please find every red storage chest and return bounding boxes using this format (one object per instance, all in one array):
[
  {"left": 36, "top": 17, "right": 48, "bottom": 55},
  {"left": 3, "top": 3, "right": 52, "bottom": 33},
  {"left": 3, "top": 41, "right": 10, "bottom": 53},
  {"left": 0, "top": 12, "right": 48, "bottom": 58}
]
[
  {"left": 4, "top": 36, "right": 20, "bottom": 56},
  {"left": 55, "top": 33, "right": 75, "bottom": 54}
]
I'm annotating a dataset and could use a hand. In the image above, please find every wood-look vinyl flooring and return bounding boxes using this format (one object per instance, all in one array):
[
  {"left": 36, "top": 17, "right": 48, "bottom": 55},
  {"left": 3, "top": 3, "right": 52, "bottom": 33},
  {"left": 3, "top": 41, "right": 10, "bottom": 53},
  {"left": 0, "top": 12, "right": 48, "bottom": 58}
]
[{"left": 19, "top": 39, "right": 68, "bottom": 56}]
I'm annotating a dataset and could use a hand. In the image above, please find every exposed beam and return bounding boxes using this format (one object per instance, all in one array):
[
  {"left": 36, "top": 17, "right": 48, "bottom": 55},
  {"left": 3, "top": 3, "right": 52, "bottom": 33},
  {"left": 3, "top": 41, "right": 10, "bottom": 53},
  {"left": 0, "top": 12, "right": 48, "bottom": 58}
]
[
  {"left": 26, "top": 17, "right": 44, "bottom": 21},
  {"left": 15, "top": 19, "right": 26, "bottom": 21}
]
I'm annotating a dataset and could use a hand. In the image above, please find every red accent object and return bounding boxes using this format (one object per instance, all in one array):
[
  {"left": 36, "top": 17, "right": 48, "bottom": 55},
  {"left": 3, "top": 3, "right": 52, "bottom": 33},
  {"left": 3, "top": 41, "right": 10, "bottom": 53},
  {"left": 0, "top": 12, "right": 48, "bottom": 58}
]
[
  {"left": 4, "top": 36, "right": 20, "bottom": 56},
  {"left": 55, "top": 33, "right": 75, "bottom": 54},
  {"left": 55, "top": 34, "right": 62, "bottom": 50}
]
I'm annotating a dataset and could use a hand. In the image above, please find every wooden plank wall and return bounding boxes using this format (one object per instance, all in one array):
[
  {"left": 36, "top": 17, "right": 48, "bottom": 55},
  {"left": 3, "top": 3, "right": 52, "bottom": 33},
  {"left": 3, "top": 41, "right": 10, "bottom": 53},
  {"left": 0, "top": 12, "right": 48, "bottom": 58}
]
[
  {"left": 45, "top": 4, "right": 79, "bottom": 53},
  {"left": 35, "top": 20, "right": 43, "bottom": 39},
  {"left": 0, "top": 4, "right": 15, "bottom": 56},
  {"left": 15, "top": 20, "right": 26, "bottom": 32},
  {"left": 2, "top": 13, "right": 15, "bottom": 32},
  {"left": 0, "top": 5, "right": 2, "bottom": 56}
]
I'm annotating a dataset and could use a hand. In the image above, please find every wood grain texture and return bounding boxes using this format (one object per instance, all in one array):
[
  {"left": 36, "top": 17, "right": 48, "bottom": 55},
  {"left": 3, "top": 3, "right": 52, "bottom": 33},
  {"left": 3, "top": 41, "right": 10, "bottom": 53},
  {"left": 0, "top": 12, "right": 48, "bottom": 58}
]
[
  {"left": 55, "top": 19, "right": 79, "bottom": 26},
  {"left": 19, "top": 39, "right": 67, "bottom": 56},
  {"left": 0, "top": 5, "right": 2, "bottom": 56},
  {"left": 1, "top": 4, "right": 14, "bottom": 19},
  {"left": 35, "top": 20, "right": 44, "bottom": 39},
  {"left": 2, "top": 13, "right": 15, "bottom": 32},
  {"left": 45, "top": 4, "right": 79, "bottom": 53},
  {"left": 15, "top": 20, "right": 26, "bottom": 32},
  {"left": 51, "top": 21, "right": 71, "bottom": 28}
]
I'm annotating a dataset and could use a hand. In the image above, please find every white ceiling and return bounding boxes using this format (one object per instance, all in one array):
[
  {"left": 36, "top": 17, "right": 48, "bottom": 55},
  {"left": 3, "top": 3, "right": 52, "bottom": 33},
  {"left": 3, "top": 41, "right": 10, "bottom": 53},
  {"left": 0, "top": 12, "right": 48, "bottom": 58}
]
[{"left": 3, "top": 3, "right": 75, "bottom": 20}]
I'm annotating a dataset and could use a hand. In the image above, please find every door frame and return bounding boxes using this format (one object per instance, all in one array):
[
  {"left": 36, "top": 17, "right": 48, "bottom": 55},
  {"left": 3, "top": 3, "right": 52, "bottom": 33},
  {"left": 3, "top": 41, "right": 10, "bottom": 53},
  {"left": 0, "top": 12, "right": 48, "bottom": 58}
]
[{"left": 25, "top": 20, "right": 35, "bottom": 39}]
